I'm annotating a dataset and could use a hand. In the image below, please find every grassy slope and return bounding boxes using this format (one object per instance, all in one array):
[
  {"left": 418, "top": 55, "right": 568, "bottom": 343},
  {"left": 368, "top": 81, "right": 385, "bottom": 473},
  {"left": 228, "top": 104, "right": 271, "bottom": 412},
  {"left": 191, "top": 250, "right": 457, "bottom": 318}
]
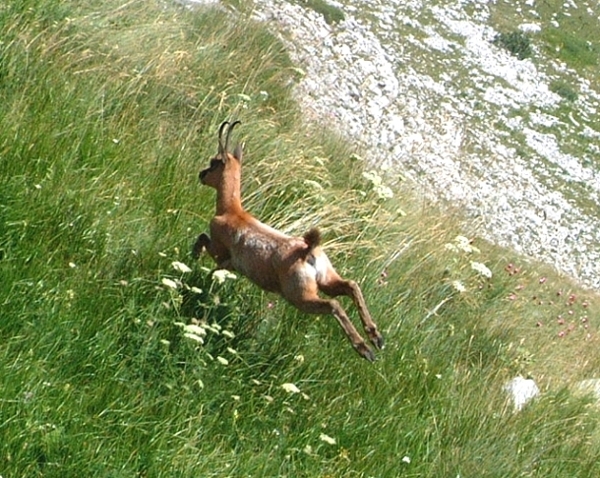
[{"left": 1, "top": 0, "right": 600, "bottom": 476}]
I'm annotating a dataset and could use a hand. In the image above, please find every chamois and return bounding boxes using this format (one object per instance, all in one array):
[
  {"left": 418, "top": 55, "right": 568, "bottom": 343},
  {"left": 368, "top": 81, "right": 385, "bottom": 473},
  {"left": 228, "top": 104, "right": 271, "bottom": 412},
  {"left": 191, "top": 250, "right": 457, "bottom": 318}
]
[{"left": 192, "top": 121, "right": 384, "bottom": 361}]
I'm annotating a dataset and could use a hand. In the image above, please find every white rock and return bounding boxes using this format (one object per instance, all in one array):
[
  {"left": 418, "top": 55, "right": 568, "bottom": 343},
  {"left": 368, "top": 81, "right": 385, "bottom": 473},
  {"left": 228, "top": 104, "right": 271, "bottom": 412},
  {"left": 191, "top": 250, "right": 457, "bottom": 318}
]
[
  {"left": 576, "top": 379, "right": 600, "bottom": 400},
  {"left": 519, "top": 23, "right": 542, "bottom": 33},
  {"left": 504, "top": 376, "right": 540, "bottom": 411},
  {"left": 175, "top": 0, "right": 220, "bottom": 6}
]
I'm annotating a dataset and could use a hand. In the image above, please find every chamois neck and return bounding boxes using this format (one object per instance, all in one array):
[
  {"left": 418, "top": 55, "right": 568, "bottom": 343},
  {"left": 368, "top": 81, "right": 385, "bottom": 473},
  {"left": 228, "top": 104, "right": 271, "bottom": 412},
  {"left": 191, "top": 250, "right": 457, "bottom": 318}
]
[{"left": 216, "top": 168, "right": 243, "bottom": 215}]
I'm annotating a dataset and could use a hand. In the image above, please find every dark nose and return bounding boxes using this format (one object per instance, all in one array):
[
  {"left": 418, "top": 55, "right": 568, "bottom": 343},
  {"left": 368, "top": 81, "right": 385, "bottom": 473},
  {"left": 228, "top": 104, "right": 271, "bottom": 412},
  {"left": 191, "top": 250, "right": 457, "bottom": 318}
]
[{"left": 199, "top": 169, "right": 207, "bottom": 182}]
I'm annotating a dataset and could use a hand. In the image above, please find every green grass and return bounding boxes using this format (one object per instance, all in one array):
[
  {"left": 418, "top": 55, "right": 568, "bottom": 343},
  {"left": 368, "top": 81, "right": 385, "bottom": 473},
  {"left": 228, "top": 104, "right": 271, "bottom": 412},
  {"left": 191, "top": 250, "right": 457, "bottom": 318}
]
[
  {"left": 489, "top": 0, "right": 599, "bottom": 86},
  {"left": 2, "top": 0, "right": 600, "bottom": 476},
  {"left": 299, "top": 0, "right": 346, "bottom": 25},
  {"left": 493, "top": 30, "right": 533, "bottom": 60},
  {"left": 550, "top": 80, "right": 579, "bottom": 102}
]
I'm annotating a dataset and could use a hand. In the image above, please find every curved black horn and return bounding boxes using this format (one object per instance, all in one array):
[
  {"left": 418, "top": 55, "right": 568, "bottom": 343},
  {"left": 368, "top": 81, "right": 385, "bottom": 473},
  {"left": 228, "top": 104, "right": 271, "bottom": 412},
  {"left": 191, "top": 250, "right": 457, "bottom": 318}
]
[
  {"left": 224, "top": 120, "right": 241, "bottom": 156},
  {"left": 217, "top": 121, "right": 229, "bottom": 157}
]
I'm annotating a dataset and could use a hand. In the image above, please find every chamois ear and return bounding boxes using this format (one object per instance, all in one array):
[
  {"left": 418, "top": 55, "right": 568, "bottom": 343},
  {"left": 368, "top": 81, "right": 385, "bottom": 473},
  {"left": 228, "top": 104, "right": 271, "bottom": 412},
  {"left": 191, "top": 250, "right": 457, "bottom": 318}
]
[{"left": 233, "top": 142, "right": 244, "bottom": 162}]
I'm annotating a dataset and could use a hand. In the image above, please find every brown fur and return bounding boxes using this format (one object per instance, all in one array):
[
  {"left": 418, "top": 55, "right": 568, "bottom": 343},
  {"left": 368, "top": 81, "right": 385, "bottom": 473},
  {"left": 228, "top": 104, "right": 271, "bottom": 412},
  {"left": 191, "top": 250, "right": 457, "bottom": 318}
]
[{"left": 192, "top": 121, "right": 384, "bottom": 361}]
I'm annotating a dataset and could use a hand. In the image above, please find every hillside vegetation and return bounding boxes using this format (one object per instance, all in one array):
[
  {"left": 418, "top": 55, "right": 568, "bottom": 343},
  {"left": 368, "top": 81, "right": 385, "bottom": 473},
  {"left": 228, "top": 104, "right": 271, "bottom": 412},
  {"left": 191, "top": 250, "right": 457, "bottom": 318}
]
[{"left": 1, "top": 1, "right": 600, "bottom": 476}]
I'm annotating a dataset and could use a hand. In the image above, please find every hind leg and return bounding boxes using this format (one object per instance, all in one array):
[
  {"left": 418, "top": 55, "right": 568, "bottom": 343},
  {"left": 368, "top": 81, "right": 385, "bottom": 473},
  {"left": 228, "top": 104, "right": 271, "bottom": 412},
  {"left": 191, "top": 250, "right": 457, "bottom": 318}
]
[
  {"left": 318, "top": 271, "right": 384, "bottom": 350},
  {"left": 282, "top": 275, "right": 376, "bottom": 361},
  {"left": 294, "top": 295, "right": 376, "bottom": 362}
]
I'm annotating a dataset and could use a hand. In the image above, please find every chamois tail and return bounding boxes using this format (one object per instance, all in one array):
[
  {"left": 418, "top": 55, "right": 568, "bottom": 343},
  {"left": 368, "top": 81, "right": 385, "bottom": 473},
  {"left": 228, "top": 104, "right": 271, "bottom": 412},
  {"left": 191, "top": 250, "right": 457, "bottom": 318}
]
[{"left": 303, "top": 228, "right": 321, "bottom": 252}]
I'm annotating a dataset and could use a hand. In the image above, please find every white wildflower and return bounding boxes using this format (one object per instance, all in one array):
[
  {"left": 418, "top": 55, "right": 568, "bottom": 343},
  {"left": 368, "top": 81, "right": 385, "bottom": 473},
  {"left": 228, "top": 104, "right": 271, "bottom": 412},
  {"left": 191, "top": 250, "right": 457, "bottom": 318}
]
[
  {"left": 455, "top": 235, "right": 475, "bottom": 252},
  {"left": 375, "top": 184, "right": 394, "bottom": 199},
  {"left": 451, "top": 280, "right": 466, "bottom": 293},
  {"left": 190, "top": 286, "right": 203, "bottom": 294},
  {"left": 362, "top": 170, "right": 394, "bottom": 199},
  {"left": 202, "top": 323, "right": 221, "bottom": 335},
  {"left": 212, "top": 269, "right": 237, "bottom": 284},
  {"left": 217, "top": 356, "right": 229, "bottom": 365},
  {"left": 183, "top": 332, "right": 204, "bottom": 344},
  {"left": 161, "top": 277, "right": 179, "bottom": 289},
  {"left": 471, "top": 261, "right": 493, "bottom": 278},
  {"left": 183, "top": 324, "right": 207, "bottom": 337},
  {"left": 444, "top": 242, "right": 459, "bottom": 253},
  {"left": 176, "top": 321, "right": 206, "bottom": 343},
  {"left": 304, "top": 179, "right": 324, "bottom": 191},
  {"left": 319, "top": 433, "right": 336, "bottom": 445},
  {"left": 281, "top": 383, "right": 301, "bottom": 394},
  {"left": 171, "top": 261, "right": 192, "bottom": 273},
  {"left": 402, "top": 455, "right": 411, "bottom": 464},
  {"left": 222, "top": 330, "right": 236, "bottom": 339},
  {"left": 446, "top": 235, "right": 480, "bottom": 254}
]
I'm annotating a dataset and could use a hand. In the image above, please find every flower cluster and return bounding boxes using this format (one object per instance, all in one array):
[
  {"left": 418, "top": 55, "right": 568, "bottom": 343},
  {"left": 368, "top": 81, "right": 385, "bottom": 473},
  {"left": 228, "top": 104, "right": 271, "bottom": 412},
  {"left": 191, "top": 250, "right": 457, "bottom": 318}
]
[
  {"left": 159, "top": 258, "right": 239, "bottom": 362},
  {"left": 362, "top": 170, "right": 394, "bottom": 200},
  {"left": 504, "top": 263, "right": 593, "bottom": 340},
  {"left": 444, "top": 235, "right": 493, "bottom": 294},
  {"left": 444, "top": 235, "right": 480, "bottom": 254}
]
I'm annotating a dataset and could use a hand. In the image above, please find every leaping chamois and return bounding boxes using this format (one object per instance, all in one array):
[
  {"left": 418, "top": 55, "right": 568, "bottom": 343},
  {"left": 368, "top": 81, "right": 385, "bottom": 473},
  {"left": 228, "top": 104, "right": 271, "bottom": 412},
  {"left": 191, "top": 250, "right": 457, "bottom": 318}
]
[{"left": 192, "top": 121, "right": 384, "bottom": 361}]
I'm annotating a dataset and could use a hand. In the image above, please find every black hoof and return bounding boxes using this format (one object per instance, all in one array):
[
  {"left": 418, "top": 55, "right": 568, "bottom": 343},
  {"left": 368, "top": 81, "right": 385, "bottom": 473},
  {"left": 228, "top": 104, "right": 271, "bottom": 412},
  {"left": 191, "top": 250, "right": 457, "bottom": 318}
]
[
  {"left": 355, "top": 343, "right": 376, "bottom": 362},
  {"left": 372, "top": 333, "right": 385, "bottom": 350}
]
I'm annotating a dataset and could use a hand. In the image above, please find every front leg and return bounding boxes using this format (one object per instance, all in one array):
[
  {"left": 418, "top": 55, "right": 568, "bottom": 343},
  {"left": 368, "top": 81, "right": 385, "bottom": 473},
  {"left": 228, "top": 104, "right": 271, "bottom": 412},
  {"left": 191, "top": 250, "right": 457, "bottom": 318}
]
[{"left": 192, "top": 233, "right": 233, "bottom": 270}]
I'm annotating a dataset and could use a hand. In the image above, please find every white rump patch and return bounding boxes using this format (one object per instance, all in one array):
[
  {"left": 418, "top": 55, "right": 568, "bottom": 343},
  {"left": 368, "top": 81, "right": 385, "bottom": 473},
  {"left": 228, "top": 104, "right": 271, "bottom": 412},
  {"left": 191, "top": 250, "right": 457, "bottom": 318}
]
[{"left": 309, "top": 252, "right": 332, "bottom": 282}]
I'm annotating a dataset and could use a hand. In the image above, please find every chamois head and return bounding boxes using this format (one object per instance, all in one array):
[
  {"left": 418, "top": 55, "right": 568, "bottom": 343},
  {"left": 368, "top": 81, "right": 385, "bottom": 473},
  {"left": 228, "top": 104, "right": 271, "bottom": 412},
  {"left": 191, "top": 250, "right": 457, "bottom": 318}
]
[{"left": 199, "top": 120, "right": 243, "bottom": 189}]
